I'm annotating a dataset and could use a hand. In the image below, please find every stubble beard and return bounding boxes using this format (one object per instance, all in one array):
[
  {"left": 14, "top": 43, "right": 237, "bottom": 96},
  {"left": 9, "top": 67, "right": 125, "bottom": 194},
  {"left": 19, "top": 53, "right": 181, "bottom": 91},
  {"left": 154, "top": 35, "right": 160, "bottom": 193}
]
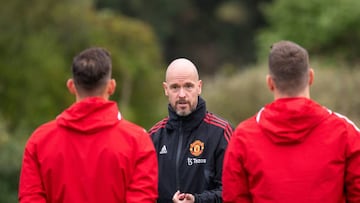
[{"left": 175, "top": 101, "right": 193, "bottom": 117}]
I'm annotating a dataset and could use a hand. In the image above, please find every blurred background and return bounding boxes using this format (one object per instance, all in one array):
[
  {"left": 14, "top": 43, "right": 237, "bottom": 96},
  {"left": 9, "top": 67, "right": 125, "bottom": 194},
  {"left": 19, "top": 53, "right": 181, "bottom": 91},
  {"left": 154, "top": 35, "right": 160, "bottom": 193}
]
[{"left": 1, "top": 0, "right": 360, "bottom": 201}]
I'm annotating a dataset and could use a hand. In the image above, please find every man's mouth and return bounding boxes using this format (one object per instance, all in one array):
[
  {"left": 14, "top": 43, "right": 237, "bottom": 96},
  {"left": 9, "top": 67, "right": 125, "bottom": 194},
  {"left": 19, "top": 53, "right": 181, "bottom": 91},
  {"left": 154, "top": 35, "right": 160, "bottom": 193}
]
[{"left": 177, "top": 101, "right": 188, "bottom": 108}]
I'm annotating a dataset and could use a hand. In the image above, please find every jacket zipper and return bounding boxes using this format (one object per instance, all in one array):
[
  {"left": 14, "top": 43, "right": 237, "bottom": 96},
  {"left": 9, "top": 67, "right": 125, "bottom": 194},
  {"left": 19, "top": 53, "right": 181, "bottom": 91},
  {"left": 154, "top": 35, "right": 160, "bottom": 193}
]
[{"left": 175, "top": 120, "right": 183, "bottom": 191}]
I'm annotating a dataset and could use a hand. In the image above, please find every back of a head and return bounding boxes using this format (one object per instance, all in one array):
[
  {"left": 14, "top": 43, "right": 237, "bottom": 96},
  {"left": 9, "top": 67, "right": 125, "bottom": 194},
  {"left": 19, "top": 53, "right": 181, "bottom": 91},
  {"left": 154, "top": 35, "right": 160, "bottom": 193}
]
[
  {"left": 72, "top": 47, "right": 112, "bottom": 96},
  {"left": 268, "top": 41, "right": 310, "bottom": 96}
]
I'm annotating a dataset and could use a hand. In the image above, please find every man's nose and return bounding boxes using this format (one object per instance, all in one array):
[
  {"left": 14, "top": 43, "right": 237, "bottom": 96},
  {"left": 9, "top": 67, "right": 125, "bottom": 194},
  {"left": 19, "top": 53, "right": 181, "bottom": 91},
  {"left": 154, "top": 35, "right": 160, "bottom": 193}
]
[{"left": 179, "top": 87, "right": 186, "bottom": 97}]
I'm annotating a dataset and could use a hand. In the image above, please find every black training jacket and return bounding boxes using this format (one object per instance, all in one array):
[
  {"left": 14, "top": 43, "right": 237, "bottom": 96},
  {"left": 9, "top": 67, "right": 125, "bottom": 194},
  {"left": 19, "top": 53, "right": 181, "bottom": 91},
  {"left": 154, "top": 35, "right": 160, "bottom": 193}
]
[{"left": 149, "top": 97, "right": 233, "bottom": 203}]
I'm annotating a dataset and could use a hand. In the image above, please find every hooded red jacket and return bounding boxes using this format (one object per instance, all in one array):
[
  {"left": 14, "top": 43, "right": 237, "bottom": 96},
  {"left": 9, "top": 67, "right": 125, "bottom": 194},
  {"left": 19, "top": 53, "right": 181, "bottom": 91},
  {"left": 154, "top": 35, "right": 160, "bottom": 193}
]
[
  {"left": 223, "top": 98, "right": 360, "bottom": 203},
  {"left": 19, "top": 97, "right": 158, "bottom": 203}
]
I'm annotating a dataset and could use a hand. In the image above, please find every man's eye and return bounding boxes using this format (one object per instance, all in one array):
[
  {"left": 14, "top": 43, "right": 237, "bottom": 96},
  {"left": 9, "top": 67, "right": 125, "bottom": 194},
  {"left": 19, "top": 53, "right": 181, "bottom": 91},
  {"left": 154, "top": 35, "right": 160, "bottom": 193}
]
[{"left": 185, "top": 84, "right": 193, "bottom": 89}]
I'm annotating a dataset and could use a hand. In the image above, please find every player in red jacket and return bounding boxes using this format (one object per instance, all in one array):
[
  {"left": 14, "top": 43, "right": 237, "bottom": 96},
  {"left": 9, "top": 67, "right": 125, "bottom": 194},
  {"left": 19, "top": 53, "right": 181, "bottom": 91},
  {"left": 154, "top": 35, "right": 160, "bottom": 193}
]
[
  {"left": 222, "top": 41, "right": 360, "bottom": 203},
  {"left": 18, "top": 47, "right": 158, "bottom": 203}
]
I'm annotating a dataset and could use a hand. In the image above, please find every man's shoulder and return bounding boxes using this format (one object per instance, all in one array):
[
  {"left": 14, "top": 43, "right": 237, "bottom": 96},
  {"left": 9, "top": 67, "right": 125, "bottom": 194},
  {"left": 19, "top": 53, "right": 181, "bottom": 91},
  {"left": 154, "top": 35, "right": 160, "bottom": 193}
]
[
  {"left": 24, "top": 120, "right": 58, "bottom": 149},
  {"left": 203, "top": 112, "right": 233, "bottom": 142},
  {"left": 238, "top": 115, "right": 257, "bottom": 126},
  {"left": 326, "top": 111, "right": 360, "bottom": 133},
  {"left": 30, "top": 120, "right": 58, "bottom": 139},
  {"left": 204, "top": 112, "right": 233, "bottom": 129},
  {"left": 234, "top": 115, "right": 259, "bottom": 134},
  {"left": 148, "top": 117, "right": 169, "bottom": 135},
  {"left": 118, "top": 119, "right": 148, "bottom": 135}
]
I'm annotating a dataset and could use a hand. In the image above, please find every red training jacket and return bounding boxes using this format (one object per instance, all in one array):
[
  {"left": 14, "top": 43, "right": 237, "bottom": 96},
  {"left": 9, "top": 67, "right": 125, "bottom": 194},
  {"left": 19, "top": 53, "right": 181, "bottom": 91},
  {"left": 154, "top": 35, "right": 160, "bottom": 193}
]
[
  {"left": 223, "top": 97, "right": 360, "bottom": 203},
  {"left": 19, "top": 97, "right": 158, "bottom": 203}
]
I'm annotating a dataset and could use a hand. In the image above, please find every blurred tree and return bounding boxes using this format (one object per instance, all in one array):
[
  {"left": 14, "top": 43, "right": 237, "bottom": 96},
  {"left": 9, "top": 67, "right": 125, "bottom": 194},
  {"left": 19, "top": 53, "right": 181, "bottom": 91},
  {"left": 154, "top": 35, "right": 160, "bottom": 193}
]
[
  {"left": 95, "top": 0, "right": 270, "bottom": 74},
  {"left": 203, "top": 62, "right": 360, "bottom": 129},
  {"left": 0, "top": 116, "right": 23, "bottom": 202},
  {"left": 90, "top": 11, "right": 165, "bottom": 129},
  {"left": 0, "top": 0, "right": 164, "bottom": 135},
  {"left": 257, "top": 0, "right": 360, "bottom": 64}
]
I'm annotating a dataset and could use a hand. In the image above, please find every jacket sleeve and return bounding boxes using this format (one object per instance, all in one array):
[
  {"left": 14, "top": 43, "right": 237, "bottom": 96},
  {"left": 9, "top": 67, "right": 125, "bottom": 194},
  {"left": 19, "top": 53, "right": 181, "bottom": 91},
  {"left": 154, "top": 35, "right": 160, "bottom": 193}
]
[
  {"left": 126, "top": 131, "right": 158, "bottom": 203},
  {"left": 18, "top": 140, "right": 47, "bottom": 203},
  {"left": 222, "top": 128, "right": 252, "bottom": 203},
  {"left": 194, "top": 125, "right": 233, "bottom": 203},
  {"left": 345, "top": 122, "right": 360, "bottom": 202}
]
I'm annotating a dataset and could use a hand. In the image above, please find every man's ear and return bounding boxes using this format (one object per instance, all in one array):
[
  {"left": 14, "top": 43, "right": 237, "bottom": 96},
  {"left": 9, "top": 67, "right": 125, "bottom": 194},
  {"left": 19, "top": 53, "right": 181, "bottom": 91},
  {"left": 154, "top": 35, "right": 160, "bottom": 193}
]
[
  {"left": 198, "top": 80, "right": 202, "bottom": 95},
  {"left": 309, "top": 68, "right": 314, "bottom": 86},
  {"left": 66, "top": 79, "right": 77, "bottom": 95},
  {"left": 266, "top": 74, "right": 275, "bottom": 92},
  {"left": 107, "top": 79, "right": 116, "bottom": 95},
  {"left": 163, "top": 82, "right": 168, "bottom": 96}
]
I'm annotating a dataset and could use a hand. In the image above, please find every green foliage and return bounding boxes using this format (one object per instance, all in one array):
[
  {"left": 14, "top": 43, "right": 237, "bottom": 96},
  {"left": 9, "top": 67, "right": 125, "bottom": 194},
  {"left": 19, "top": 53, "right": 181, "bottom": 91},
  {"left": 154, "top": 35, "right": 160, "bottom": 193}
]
[
  {"left": 309, "top": 61, "right": 360, "bottom": 122},
  {"left": 257, "top": 0, "right": 360, "bottom": 63},
  {"left": 0, "top": 0, "right": 90, "bottom": 132},
  {"left": 95, "top": 0, "right": 269, "bottom": 73},
  {"left": 90, "top": 11, "right": 166, "bottom": 129},
  {"left": 0, "top": 119, "right": 23, "bottom": 203},
  {"left": 0, "top": 0, "right": 164, "bottom": 133},
  {"left": 3, "top": 31, "right": 71, "bottom": 131},
  {"left": 202, "top": 65, "right": 272, "bottom": 126},
  {"left": 202, "top": 61, "right": 360, "bottom": 127},
  {"left": 96, "top": 0, "right": 188, "bottom": 41}
]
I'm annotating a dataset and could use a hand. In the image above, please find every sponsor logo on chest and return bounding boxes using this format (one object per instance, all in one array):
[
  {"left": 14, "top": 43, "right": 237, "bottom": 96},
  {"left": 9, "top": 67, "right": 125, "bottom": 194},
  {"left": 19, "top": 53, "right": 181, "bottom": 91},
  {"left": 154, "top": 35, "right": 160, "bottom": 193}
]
[{"left": 188, "top": 140, "right": 206, "bottom": 166}]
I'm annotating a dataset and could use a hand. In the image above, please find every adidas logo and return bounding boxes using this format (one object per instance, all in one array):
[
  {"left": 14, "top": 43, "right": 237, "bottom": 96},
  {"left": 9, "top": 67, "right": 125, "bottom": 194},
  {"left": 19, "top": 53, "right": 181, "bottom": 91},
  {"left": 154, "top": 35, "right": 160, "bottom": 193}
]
[{"left": 159, "top": 145, "right": 167, "bottom": 154}]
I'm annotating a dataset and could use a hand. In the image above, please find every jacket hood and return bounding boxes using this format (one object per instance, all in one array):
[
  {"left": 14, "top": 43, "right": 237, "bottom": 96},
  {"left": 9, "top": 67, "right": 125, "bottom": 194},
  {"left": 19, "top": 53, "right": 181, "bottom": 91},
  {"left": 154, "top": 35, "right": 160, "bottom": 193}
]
[
  {"left": 257, "top": 97, "right": 330, "bottom": 144},
  {"left": 166, "top": 96, "right": 206, "bottom": 131},
  {"left": 56, "top": 97, "right": 121, "bottom": 134}
]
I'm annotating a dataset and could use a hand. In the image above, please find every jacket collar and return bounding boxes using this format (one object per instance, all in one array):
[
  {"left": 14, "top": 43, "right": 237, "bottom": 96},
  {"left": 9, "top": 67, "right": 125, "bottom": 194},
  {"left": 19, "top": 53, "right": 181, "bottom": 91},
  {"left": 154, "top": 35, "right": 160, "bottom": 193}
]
[
  {"left": 257, "top": 97, "right": 331, "bottom": 144},
  {"left": 56, "top": 97, "right": 120, "bottom": 134},
  {"left": 166, "top": 96, "right": 206, "bottom": 131}
]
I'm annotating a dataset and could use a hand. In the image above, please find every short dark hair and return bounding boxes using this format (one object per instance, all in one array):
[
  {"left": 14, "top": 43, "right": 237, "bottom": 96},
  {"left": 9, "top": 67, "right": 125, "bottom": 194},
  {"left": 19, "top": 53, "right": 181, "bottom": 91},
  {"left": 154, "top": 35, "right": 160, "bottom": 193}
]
[
  {"left": 268, "top": 41, "right": 309, "bottom": 96},
  {"left": 72, "top": 47, "right": 112, "bottom": 95}
]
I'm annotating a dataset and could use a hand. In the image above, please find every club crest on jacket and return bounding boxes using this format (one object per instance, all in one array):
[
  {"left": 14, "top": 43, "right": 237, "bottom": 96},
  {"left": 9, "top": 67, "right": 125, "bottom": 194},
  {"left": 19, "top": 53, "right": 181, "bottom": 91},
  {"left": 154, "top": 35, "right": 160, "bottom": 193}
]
[{"left": 189, "top": 140, "right": 204, "bottom": 156}]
